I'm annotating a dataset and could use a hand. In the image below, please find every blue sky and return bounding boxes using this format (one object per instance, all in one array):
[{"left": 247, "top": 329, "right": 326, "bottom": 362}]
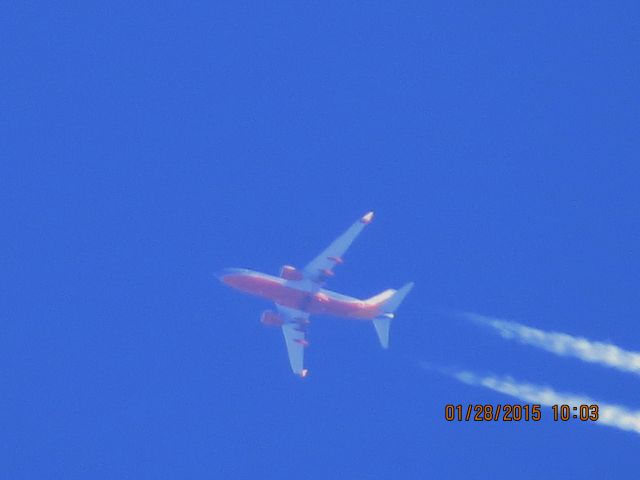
[{"left": 3, "top": 1, "right": 639, "bottom": 478}]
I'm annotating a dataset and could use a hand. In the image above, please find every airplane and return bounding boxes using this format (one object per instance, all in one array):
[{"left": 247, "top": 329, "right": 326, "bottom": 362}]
[{"left": 216, "top": 211, "right": 414, "bottom": 377}]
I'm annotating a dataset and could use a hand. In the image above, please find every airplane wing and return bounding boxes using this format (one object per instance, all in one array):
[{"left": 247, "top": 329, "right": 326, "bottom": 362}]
[
  {"left": 302, "top": 211, "right": 374, "bottom": 284},
  {"left": 277, "top": 305, "right": 310, "bottom": 377}
]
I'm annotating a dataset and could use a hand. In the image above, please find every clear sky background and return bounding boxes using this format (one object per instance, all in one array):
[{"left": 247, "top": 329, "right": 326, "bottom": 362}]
[{"left": 3, "top": 2, "right": 639, "bottom": 478}]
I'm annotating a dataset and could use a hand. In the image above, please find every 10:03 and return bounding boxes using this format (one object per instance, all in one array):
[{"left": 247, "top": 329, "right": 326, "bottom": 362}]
[{"left": 552, "top": 404, "right": 599, "bottom": 421}]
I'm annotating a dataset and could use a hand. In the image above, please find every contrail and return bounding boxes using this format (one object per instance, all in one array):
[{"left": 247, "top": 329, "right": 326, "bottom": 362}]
[
  {"left": 465, "top": 312, "right": 640, "bottom": 376},
  {"left": 443, "top": 368, "right": 640, "bottom": 436}
]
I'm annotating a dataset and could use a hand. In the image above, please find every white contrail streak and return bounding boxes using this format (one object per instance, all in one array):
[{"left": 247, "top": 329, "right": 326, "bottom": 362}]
[
  {"left": 447, "top": 368, "right": 640, "bottom": 435},
  {"left": 465, "top": 312, "right": 640, "bottom": 376}
]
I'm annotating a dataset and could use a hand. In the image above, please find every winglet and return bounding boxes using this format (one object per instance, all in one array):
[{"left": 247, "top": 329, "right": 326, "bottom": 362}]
[{"left": 361, "top": 211, "right": 374, "bottom": 224}]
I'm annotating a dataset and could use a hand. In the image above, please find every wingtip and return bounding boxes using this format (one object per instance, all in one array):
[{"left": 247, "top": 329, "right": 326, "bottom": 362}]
[{"left": 361, "top": 211, "right": 374, "bottom": 224}]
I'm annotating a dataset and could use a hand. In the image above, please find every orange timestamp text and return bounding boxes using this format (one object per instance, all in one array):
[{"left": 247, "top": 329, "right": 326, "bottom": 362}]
[{"left": 445, "top": 404, "right": 599, "bottom": 422}]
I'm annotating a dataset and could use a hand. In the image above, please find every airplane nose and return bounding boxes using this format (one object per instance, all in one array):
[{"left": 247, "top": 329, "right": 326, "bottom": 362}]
[
  {"left": 215, "top": 268, "right": 248, "bottom": 281},
  {"left": 215, "top": 268, "right": 233, "bottom": 280}
]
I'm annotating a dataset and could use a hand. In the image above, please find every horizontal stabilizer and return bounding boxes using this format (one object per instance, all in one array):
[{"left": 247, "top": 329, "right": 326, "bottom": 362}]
[{"left": 373, "top": 316, "right": 391, "bottom": 349}]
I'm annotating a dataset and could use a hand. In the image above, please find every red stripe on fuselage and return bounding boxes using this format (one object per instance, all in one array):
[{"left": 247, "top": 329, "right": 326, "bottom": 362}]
[{"left": 220, "top": 271, "right": 380, "bottom": 320}]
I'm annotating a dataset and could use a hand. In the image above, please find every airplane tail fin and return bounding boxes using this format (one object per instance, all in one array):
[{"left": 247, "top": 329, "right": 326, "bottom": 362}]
[
  {"left": 379, "top": 282, "right": 414, "bottom": 314},
  {"left": 370, "top": 282, "right": 414, "bottom": 349},
  {"left": 364, "top": 289, "right": 396, "bottom": 306}
]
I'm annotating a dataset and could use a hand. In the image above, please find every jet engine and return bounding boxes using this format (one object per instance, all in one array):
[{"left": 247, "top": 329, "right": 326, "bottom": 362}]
[
  {"left": 280, "top": 265, "right": 303, "bottom": 281},
  {"left": 260, "top": 310, "right": 284, "bottom": 326},
  {"left": 314, "top": 292, "right": 330, "bottom": 303}
]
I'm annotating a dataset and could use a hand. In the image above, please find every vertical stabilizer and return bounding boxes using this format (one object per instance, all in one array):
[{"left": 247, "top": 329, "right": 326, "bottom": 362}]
[
  {"left": 380, "top": 282, "right": 414, "bottom": 313},
  {"left": 372, "top": 282, "right": 414, "bottom": 348}
]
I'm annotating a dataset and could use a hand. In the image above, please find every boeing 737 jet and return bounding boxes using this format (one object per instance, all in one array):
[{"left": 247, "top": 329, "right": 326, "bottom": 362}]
[{"left": 217, "top": 212, "right": 414, "bottom": 377}]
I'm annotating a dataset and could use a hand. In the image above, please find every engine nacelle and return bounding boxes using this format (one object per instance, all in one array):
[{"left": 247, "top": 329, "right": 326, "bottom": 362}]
[
  {"left": 314, "top": 292, "right": 330, "bottom": 303},
  {"left": 280, "top": 265, "right": 303, "bottom": 281},
  {"left": 260, "top": 310, "right": 284, "bottom": 326}
]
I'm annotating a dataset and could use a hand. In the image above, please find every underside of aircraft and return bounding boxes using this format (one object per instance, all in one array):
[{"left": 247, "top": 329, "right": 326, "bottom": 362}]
[{"left": 218, "top": 212, "right": 414, "bottom": 377}]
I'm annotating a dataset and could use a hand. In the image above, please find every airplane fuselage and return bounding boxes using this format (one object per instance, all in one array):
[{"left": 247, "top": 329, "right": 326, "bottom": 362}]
[
  {"left": 217, "top": 211, "right": 414, "bottom": 376},
  {"left": 218, "top": 268, "right": 381, "bottom": 320}
]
